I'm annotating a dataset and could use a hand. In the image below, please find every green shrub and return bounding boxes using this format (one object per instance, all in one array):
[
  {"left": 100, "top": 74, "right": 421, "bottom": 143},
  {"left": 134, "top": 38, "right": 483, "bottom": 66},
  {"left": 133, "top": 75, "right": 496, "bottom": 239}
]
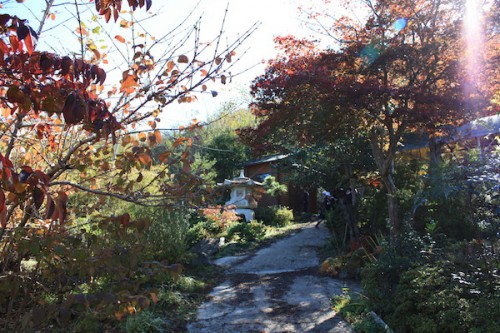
[
  {"left": 273, "top": 206, "right": 294, "bottom": 227},
  {"left": 186, "top": 219, "right": 221, "bottom": 248},
  {"left": 254, "top": 206, "right": 294, "bottom": 227},
  {"left": 325, "top": 205, "right": 347, "bottom": 246},
  {"left": 225, "top": 221, "right": 267, "bottom": 242},
  {"left": 124, "top": 310, "right": 170, "bottom": 333},
  {"left": 366, "top": 239, "right": 500, "bottom": 333},
  {"left": 331, "top": 289, "right": 386, "bottom": 333},
  {"left": 254, "top": 207, "right": 275, "bottom": 225},
  {"left": 71, "top": 315, "right": 103, "bottom": 333},
  {"left": 387, "top": 262, "right": 467, "bottom": 333},
  {"left": 262, "top": 175, "right": 287, "bottom": 196},
  {"left": 145, "top": 209, "right": 190, "bottom": 263},
  {"left": 361, "top": 247, "right": 417, "bottom": 316}
]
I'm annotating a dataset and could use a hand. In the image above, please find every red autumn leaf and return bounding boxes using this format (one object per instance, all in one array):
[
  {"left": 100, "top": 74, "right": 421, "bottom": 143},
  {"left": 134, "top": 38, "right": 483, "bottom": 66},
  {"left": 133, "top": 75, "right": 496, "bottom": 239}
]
[
  {"left": 62, "top": 92, "right": 85, "bottom": 125},
  {"left": 45, "top": 195, "right": 55, "bottom": 220},
  {"left": 120, "top": 213, "right": 130, "bottom": 227},
  {"left": 33, "top": 187, "right": 45, "bottom": 210},
  {"left": 0, "top": 189, "right": 6, "bottom": 228},
  {"left": 60, "top": 56, "right": 72, "bottom": 75},
  {"left": 16, "top": 21, "right": 29, "bottom": 40},
  {"left": 97, "top": 67, "right": 107, "bottom": 85},
  {"left": 9, "top": 35, "right": 19, "bottom": 53},
  {"left": 56, "top": 191, "right": 68, "bottom": 225},
  {"left": 24, "top": 32, "right": 34, "bottom": 55},
  {"left": 136, "top": 172, "right": 143, "bottom": 183},
  {"left": 104, "top": 8, "right": 111, "bottom": 22},
  {"left": 177, "top": 55, "right": 189, "bottom": 63},
  {"left": 0, "top": 14, "right": 10, "bottom": 26},
  {"left": 34, "top": 170, "right": 49, "bottom": 187}
]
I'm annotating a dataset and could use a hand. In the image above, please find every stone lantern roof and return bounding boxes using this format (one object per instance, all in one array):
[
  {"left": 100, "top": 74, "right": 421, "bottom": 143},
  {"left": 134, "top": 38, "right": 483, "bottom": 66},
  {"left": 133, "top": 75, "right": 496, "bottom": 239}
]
[{"left": 222, "top": 169, "right": 262, "bottom": 187}]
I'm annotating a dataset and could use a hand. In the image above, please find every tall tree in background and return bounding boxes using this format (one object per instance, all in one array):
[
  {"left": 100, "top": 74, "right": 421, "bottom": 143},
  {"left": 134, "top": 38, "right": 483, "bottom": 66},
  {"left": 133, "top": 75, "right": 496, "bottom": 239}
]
[
  {"left": 200, "top": 103, "right": 254, "bottom": 182},
  {"left": 241, "top": 0, "right": 498, "bottom": 245}
]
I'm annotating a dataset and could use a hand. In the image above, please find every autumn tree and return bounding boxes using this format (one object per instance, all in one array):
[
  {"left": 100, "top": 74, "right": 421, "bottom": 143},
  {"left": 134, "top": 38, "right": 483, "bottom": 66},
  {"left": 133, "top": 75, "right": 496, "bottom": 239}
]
[
  {"left": 242, "top": 0, "right": 498, "bottom": 244},
  {"left": 0, "top": 0, "right": 257, "bottom": 329}
]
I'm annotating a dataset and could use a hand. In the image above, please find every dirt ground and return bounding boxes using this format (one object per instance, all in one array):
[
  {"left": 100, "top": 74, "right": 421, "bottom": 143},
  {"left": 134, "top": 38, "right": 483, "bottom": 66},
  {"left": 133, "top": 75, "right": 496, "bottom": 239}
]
[{"left": 187, "top": 222, "right": 360, "bottom": 333}]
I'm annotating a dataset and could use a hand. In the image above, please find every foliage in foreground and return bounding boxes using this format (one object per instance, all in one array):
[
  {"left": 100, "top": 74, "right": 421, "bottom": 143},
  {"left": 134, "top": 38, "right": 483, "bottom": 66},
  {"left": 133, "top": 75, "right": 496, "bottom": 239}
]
[{"left": 0, "top": 1, "right": 257, "bottom": 330}]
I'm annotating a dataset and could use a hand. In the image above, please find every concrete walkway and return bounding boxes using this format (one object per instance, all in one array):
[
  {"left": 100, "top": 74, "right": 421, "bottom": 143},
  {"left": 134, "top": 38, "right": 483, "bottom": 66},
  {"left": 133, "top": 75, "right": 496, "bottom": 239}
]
[{"left": 187, "top": 222, "right": 359, "bottom": 333}]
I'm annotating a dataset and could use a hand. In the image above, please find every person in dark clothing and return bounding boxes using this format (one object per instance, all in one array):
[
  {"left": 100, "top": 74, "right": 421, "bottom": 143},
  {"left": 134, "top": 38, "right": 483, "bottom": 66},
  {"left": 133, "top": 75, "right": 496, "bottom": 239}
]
[
  {"left": 303, "top": 190, "right": 309, "bottom": 213},
  {"left": 316, "top": 191, "right": 334, "bottom": 227}
]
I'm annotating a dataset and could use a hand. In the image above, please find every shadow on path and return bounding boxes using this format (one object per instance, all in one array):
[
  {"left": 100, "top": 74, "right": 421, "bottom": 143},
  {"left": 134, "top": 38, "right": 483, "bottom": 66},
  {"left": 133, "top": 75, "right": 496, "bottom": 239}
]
[{"left": 187, "top": 222, "right": 359, "bottom": 333}]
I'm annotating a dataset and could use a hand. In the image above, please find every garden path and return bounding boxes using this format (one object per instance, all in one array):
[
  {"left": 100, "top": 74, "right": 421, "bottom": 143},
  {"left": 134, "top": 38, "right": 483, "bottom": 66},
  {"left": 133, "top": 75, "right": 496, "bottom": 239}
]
[{"left": 187, "top": 222, "right": 359, "bottom": 333}]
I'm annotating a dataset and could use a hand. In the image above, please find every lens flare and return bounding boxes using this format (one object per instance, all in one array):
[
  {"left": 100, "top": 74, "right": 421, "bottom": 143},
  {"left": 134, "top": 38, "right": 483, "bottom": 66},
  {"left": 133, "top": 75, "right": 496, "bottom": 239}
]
[
  {"left": 391, "top": 18, "right": 407, "bottom": 33},
  {"left": 463, "top": 0, "right": 484, "bottom": 113}
]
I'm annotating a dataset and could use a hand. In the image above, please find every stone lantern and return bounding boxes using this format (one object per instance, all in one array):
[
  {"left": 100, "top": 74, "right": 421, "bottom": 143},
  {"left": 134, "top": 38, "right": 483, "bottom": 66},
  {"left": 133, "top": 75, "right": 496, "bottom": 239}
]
[{"left": 223, "top": 170, "right": 262, "bottom": 221}]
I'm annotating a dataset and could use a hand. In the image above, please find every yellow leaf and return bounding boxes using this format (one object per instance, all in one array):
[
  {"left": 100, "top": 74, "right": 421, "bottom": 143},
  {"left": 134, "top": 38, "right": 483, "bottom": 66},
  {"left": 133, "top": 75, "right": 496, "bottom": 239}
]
[{"left": 120, "top": 19, "right": 129, "bottom": 28}]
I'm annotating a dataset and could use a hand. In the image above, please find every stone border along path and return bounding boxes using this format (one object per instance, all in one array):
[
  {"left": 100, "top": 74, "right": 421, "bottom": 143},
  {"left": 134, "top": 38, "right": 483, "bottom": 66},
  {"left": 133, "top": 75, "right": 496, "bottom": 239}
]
[{"left": 187, "top": 222, "right": 360, "bottom": 333}]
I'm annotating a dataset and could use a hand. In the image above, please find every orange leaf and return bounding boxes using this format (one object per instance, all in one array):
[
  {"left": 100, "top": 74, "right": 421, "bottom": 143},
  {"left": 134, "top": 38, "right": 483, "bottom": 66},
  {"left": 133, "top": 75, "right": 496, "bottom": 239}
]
[
  {"left": 173, "top": 137, "right": 186, "bottom": 147},
  {"left": 137, "top": 153, "right": 152, "bottom": 168},
  {"left": 121, "top": 134, "right": 132, "bottom": 146},
  {"left": 166, "top": 60, "right": 175, "bottom": 72},
  {"left": 56, "top": 192, "right": 68, "bottom": 226},
  {"left": 150, "top": 292, "right": 158, "bottom": 304},
  {"left": 157, "top": 151, "right": 170, "bottom": 164},
  {"left": 115, "top": 35, "right": 126, "bottom": 43},
  {"left": 24, "top": 32, "right": 34, "bottom": 55},
  {"left": 153, "top": 130, "right": 162, "bottom": 144}
]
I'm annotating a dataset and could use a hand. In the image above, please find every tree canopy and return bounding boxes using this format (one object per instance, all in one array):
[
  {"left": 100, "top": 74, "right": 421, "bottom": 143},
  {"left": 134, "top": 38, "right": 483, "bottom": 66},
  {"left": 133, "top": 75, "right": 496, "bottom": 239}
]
[{"left": 240, "top": 0, "right": 499, "bottom": 242}]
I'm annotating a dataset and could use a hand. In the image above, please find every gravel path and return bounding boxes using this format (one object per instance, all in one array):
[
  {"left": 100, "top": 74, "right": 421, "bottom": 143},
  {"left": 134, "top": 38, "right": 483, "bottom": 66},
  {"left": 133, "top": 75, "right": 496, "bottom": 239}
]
[{"left": 187, "top": 222, "right": 359, "bottom": 333}]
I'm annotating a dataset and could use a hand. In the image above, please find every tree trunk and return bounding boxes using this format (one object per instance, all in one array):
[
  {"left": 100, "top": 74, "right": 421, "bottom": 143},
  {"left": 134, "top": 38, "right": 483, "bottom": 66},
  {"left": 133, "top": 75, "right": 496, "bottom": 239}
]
[
  {"left": 428, "top": 138, "right": 443, "bottom": 184},
  {"left": 382, "top": 173, "right": 401, "bottom": 245},
  {"left": 369, "top": 128, "right": 401, "bottom": 246}
]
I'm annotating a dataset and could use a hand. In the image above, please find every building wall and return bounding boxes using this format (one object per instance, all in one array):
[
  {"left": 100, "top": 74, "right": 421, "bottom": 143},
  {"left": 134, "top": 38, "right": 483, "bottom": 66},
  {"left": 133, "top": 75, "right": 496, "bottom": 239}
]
[{"left": 244, "top": 162, "right": 317, "bottom": 214}]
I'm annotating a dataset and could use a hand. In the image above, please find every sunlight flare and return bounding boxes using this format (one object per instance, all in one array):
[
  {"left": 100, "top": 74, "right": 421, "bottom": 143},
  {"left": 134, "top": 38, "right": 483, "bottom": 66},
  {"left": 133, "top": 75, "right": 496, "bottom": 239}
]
[{"left": 463, "top": 0, "right": 484, "bottom": 109}]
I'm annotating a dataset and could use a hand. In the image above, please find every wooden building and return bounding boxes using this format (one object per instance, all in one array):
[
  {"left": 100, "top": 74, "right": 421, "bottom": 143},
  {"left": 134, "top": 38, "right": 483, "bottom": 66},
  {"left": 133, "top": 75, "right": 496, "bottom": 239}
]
[{"left": 243, "top": 154, "right": 318, "bottom": 214}]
